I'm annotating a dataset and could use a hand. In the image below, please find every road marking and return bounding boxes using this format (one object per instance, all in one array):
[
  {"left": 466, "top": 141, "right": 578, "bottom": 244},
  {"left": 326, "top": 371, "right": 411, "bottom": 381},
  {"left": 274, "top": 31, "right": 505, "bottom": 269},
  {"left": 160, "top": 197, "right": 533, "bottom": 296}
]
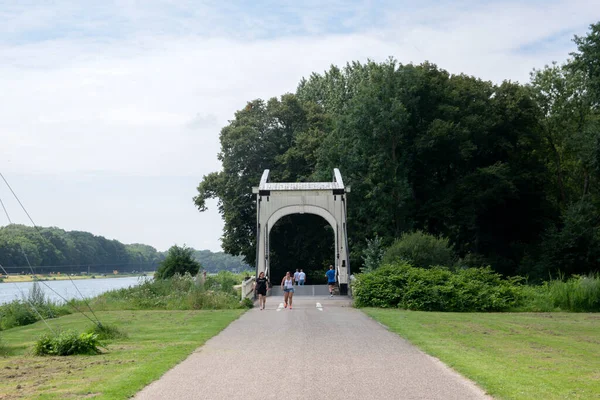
[
  {"left": 316, "top": 302, "right": 323, "bottom": 311},
  {"left": 277, "top": 303, "right": 284, "bottom": 312}
]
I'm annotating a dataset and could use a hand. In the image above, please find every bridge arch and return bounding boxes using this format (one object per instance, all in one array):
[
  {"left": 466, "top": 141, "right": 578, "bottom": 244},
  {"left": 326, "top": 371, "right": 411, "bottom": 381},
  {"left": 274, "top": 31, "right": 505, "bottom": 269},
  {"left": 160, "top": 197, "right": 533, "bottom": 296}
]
[{"left": 253, "top": 169, "right": 350, "bottom": 294}]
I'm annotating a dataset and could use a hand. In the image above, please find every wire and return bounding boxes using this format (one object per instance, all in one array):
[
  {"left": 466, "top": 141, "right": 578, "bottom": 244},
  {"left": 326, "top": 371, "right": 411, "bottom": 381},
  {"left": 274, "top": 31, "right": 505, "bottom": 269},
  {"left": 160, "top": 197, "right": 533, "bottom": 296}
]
[
  {"left": 0, "top": 195, "right": 12, "bottom": 224},
  {"left": 0, "top": 263, "right": 56, "bottom": 334},
  {"left": 0, "top": 173, "right": 103, "bottom": 328}
]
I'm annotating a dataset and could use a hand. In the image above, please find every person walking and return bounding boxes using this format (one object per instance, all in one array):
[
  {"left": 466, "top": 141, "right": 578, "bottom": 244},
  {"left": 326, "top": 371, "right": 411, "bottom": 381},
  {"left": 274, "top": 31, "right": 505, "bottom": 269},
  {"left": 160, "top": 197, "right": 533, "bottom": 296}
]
[
  {"left": 281, "top": 271, "right": 294, "bottom": 309},
  {"left": 325, "top": 265, "right": 336, "bottom": 297},
  {"left": 254, "top": 271, "right": 269, "bottom": 310},
  {"left": 298, "top": 269, "right": 306, "bottom": 286},
  {"left": 293, "top": 269, "right": 300, "bottom": 286}
]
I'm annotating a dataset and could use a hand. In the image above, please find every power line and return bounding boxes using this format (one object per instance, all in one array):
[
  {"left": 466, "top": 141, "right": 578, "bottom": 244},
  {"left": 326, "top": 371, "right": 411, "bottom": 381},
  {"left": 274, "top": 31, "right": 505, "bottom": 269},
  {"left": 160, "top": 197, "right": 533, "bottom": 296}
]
[
  {"left": 0, "top": 173, "right": 103, "bottom": 328},
  {"left": 0, "top": 262, "right": 55, "bottom": 334}
]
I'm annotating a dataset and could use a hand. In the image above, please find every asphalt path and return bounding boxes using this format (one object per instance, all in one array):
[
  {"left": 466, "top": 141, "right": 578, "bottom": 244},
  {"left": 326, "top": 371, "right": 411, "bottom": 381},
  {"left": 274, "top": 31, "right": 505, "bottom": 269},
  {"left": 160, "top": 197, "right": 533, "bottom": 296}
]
[{"left": 134, "top": 296, "right": 491, "bottom": 400}]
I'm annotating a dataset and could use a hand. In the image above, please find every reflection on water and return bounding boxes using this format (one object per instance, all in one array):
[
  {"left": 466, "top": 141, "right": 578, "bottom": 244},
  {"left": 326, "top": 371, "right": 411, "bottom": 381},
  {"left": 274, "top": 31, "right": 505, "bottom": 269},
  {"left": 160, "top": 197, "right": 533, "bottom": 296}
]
[{"left": 0, "top": 276, "right": 151, "bottom": 305}]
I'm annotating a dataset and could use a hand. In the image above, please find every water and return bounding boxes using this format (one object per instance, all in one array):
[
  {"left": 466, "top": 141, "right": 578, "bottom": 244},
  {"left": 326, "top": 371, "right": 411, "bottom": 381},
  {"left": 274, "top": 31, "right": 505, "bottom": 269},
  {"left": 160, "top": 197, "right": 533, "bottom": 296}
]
[{"left": 0, "top": 276, "right": 149, "bottom": 305}]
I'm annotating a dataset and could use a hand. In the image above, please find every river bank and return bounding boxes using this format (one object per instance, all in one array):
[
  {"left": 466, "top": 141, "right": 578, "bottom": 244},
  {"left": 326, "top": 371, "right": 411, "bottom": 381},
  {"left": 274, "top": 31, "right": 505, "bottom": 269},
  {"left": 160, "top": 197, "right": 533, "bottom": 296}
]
[
  {"left": 0, "top": 276, "right": 152, "bottom": 305},
  {"left": 0, "top": 272, "right": 154, "bottom": 283}
]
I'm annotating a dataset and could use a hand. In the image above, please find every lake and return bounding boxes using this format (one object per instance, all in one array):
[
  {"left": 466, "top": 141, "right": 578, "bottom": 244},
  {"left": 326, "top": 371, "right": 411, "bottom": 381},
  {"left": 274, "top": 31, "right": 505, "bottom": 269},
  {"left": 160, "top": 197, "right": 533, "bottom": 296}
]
[{"left": 0, "top": 276, "right": 149, "bottom": 305}]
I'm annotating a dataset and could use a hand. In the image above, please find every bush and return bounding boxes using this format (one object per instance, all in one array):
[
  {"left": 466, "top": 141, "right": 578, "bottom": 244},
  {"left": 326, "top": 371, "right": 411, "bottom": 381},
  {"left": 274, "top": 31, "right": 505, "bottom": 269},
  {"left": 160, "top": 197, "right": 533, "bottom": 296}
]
[
  {"left": 518, "top": 274, "right": 600, "bottom": 312},
  {"left": 86, "top": 323, "right": 128, "bottom": 340},
  {"left": 361, "top": 235, "right": 385, "bottom": 272},
  {"left": 382, "top": 231, "right": 455, "bottom": 269},
  {"left": 34, "top": 330, "right": 102, "bottom": 356},
  {"left": 79, "top": 273, "right": 245, "bottom": 311},
  {"left": 155, "top": 245, "right": 202, "bottom": 280},
  {"left": 205, "top": 271, "right": 239, "bottom": 295},
  {"left": 240, "top": 298, "right": 254, "bottom": 309},
  {"left": 0, "top": 335, "right": 7, "bottom": 357},
  {"left": 0, "top": 301, "right": 38, "bottom": 330},
  {"left": 352, "top": 262, "right": 523, "bottom": 311}
]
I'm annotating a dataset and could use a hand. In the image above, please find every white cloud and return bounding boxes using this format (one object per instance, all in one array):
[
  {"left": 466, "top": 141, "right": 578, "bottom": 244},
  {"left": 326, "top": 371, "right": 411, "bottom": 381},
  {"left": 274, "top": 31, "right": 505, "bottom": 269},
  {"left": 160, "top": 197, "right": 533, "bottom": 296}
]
[{"left": 0, "top": 0, "right": 599, "bottom": 252}]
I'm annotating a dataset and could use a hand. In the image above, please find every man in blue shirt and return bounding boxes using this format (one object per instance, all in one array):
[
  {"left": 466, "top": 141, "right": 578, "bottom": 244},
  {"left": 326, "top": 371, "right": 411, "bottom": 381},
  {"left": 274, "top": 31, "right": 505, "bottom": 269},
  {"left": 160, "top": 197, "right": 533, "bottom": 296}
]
[{"left": 325, "top": 265, "right": 336, "bottom": 297}]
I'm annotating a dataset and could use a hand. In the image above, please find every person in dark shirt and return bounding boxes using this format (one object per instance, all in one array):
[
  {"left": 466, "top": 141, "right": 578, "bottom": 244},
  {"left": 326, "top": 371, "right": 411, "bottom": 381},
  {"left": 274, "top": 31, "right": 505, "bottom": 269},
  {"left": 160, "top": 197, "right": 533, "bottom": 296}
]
[{"left": 254, "top": 271, "right": 269, "bottom": 310}]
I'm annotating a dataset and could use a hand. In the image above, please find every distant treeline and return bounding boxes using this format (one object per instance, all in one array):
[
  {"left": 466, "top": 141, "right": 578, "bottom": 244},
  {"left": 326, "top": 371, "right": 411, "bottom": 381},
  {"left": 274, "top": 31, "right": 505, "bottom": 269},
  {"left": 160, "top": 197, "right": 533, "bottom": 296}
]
[
  {"left": 0, "top": 224, "right": 248, "bottom": 275},
  {"left": 192, "top": 250, "right": 250, "bottom": 273}
]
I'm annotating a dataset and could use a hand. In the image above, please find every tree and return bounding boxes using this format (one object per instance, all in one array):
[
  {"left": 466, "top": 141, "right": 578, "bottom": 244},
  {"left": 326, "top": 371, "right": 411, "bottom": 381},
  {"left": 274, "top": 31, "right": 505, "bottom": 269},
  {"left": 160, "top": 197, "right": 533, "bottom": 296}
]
[
  {"left": 382, "top": 231, "right": 455, "bottom": 269},
  {"left": 361, "top": 235, "right": 385, "bottom": 273},
  {"left": 193, "top": 94, "right": 334, "bottom": 280},
  {"left": 154, "top": 245, "right": 202, "bottom": 280}
]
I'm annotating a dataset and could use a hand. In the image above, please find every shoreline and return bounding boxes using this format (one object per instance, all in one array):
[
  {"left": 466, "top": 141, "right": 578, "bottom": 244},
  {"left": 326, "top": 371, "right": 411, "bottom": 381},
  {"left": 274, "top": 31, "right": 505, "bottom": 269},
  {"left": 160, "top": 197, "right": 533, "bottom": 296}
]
[{"left": 0, "top": 273, "right": 154, "bottom": 283}]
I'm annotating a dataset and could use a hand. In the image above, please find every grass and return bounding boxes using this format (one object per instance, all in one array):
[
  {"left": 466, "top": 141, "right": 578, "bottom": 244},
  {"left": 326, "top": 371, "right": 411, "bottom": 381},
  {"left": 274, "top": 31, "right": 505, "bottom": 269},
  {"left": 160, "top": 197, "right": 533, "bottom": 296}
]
[
  {"left": 364, "top": 309, "right": 600, "bottom": 400},
  {"left": 74, "top": 272, "right": 246, "bottom": 311},
  {"left": 0, "top": 309, "right": 244, "bottom": 399}
]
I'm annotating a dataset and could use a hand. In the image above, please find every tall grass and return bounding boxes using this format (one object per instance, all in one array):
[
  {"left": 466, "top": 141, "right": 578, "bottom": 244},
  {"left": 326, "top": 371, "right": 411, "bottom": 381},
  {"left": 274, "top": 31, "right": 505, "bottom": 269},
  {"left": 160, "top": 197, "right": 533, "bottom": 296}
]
[
  {"left": 0, "top": 281, "right": 71, "bottom": 330},
  {"left": 77, "top": 272, "right": 248, "bottom": 311},
  {"left": 517, "top": 273, "right": 600, "bottom": 312}
]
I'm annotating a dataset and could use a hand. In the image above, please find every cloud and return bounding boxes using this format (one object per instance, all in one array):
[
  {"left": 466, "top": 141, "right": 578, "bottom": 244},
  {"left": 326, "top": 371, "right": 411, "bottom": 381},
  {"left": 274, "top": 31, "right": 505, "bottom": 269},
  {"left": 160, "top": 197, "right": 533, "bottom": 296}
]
[{"left": 0, "top": 0, "right": 598, "bottom": 252}]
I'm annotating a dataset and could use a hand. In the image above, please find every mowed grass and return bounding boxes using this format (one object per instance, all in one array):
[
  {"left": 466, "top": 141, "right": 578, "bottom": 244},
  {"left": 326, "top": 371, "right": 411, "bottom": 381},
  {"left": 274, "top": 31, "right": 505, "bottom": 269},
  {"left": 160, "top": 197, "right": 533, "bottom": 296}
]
[
  {"left": 0, "top": 309, "right": 244, "bottom": 399},
  {"left": 364, "top": 310, "right": 600, "bottom": 400}
]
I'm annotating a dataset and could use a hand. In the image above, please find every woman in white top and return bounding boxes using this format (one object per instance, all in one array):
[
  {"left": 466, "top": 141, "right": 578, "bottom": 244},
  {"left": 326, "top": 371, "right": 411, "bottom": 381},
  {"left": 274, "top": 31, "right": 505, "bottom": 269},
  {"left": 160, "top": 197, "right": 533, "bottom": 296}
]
[{"left": 281, "top": 271, "right": 294, "bottom": 310}]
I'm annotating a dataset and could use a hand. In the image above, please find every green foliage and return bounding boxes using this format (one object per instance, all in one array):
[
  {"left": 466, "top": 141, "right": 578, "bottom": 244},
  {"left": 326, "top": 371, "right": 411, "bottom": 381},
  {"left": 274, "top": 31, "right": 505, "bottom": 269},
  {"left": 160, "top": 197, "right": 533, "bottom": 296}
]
[
  {"left": 194, "top": 24, "right": 600, "bottom": 280},
  {"left": 0, "top": 282, "right": 71, "bottom": 330},
  {"left": 538, "top": 199, "right": 600, "bottom": 277},
  {"left": 193, "top": 94, "right": 335, "bottom": 276},
  {"left": 80, "top": 273, "right": 244, "bottom": 311},
  {"left": 155, "top": 245, "right": 202, "bottom": 280},
  {"left": 86, "top": 323, "right": 128, "bottom": 340},
  {"left": 0, "top": 224, "right": 164, "bottom": 273},
  {"left": 192, "top": 250, "right": 249, "bottom": 273},
  {"left": 0, "top": 301, "right": 37, "bottom": 330},
  {"left": 204, "top": 271, "right": 239, "bottom": 295},
  {"left": 240, "top": 298, "right": 254, "bottom": 309},
  {"left": 352, "top": 263, "right": 522, "bottom": 311},
  {"left": 519, "top": 274, "right": 600, "bottom": 312},
  {"left": 0, "top": 294, "right": 71, "bottom": 330},
  {"left": 34, "top": 330, "right": 102, "bottom": 356},
  {"left": 382, "top": 231, "right": 455, "bottom": 269},
  {"left": 361, "top": 235, "right": 385, "bottom": 273},
  {"left": 0, "top": 334, "right": 6, "bottom": 356}
]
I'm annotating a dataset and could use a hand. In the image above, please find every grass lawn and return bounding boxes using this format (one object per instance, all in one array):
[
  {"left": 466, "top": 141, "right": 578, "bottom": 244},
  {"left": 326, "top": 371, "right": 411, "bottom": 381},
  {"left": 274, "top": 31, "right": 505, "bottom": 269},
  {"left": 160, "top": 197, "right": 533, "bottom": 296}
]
[
  {"left": 0, "top": 309, "right": 244, "bottom": 399},
  {"left": 363, "top": 310, "right": 600, "bottom": 399}
]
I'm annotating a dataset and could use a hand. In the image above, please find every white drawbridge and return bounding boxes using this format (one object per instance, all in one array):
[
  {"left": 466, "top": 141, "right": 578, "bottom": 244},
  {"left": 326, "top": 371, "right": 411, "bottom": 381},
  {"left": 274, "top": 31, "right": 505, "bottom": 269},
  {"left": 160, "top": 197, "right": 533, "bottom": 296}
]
[{"left": 252, "top": 169, "right": 351, "bottom": 294}]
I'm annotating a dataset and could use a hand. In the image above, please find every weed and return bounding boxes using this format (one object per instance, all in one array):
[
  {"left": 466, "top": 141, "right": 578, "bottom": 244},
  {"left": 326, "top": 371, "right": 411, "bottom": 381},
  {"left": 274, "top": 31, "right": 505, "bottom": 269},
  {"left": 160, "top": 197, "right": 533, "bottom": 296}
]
[
  {"left": 86, "top": 323, "right": 128, "bottom": 340},
  {"left": 34, "top": 330, "right": 102, "bottom": 356}
]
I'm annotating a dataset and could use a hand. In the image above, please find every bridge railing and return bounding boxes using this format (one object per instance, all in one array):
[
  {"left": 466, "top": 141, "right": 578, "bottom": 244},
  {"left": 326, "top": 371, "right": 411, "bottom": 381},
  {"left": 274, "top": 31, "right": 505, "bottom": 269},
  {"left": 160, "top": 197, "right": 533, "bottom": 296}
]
[{"left": 240, "top": 276, "right": 255, "bottom": 301}]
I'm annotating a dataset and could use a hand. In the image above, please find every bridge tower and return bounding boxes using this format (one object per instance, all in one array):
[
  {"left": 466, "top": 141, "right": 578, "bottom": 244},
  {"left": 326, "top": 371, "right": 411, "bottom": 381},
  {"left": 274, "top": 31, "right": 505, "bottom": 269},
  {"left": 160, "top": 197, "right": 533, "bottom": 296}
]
[{"left": 252, "top": 169, "right": 351, "bottom": 294}]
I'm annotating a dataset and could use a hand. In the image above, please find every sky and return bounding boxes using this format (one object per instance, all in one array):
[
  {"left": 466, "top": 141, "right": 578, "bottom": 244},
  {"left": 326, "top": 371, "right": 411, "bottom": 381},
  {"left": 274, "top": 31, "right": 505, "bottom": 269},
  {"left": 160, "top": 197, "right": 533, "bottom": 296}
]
[{"left": 1, "top": 0, "right": 599, "bottom": 253}]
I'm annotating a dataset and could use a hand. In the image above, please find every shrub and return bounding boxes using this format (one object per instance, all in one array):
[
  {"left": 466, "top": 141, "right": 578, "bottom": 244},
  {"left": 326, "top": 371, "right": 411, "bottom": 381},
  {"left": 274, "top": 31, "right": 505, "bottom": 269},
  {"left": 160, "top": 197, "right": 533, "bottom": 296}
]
[
  {"left": 205, "top": 271, "right": 239, "bottom": 295},
  {"left": 0, "top": 335, "right": 7, "bottom": 356},
  {"left": 86, "top": 323, "right": 128, "bottom": 340},
  {"left": 80, "top": 273, "right": 245, "bottom": 311},
  {"left": 34, "top": 330, "right": 102, "bottom": 356},
  {"left": 352, "top": 262, "right": 523, "bottom": 311},
  {"left": 361, "top": 235, "right": 385, "bottom": 272},
  {"left": 0, "top": 301, "right": 38, "bottom": 330},
  {"left": 382, "top": 231, "right": 455, "bottom": 269},
  {"left": 519, "top": 274, "right": 600, "bottom": 312},
  {"left": 240, "top": 298, "right": 254, "bottom": 308},
  {"left": 155, "top": 245, "right": 202, "bottom": 280}
]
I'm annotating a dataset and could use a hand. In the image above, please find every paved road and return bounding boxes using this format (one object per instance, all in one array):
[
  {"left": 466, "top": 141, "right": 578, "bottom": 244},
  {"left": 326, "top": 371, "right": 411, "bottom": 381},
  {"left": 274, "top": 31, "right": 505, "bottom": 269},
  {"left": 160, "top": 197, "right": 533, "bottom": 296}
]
[{"left": 134, "top": 297, "right": 491, "bottom": 400}]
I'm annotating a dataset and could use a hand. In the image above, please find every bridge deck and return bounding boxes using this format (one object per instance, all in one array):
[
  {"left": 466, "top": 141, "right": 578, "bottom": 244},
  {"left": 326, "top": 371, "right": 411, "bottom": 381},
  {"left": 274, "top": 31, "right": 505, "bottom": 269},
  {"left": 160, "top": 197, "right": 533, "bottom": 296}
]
[{"left": 268, "top": 284, "right": 333, "bottom": 297}]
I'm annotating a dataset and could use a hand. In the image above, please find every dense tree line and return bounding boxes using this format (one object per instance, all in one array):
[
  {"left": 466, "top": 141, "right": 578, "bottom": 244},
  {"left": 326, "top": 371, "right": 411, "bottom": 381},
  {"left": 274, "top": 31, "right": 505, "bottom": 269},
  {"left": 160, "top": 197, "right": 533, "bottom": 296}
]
[
  {"left": 192, "top": 249, "right": 249, "bottom": 273},
  {"left": 0, "top": 224, "right": 249, "bottom": 275},
  {"left": 195, "top": 23, "right": 600, "bottom": 281},
  {"left": 0, "top": 224, "right": 164, "bottom": 273}
]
